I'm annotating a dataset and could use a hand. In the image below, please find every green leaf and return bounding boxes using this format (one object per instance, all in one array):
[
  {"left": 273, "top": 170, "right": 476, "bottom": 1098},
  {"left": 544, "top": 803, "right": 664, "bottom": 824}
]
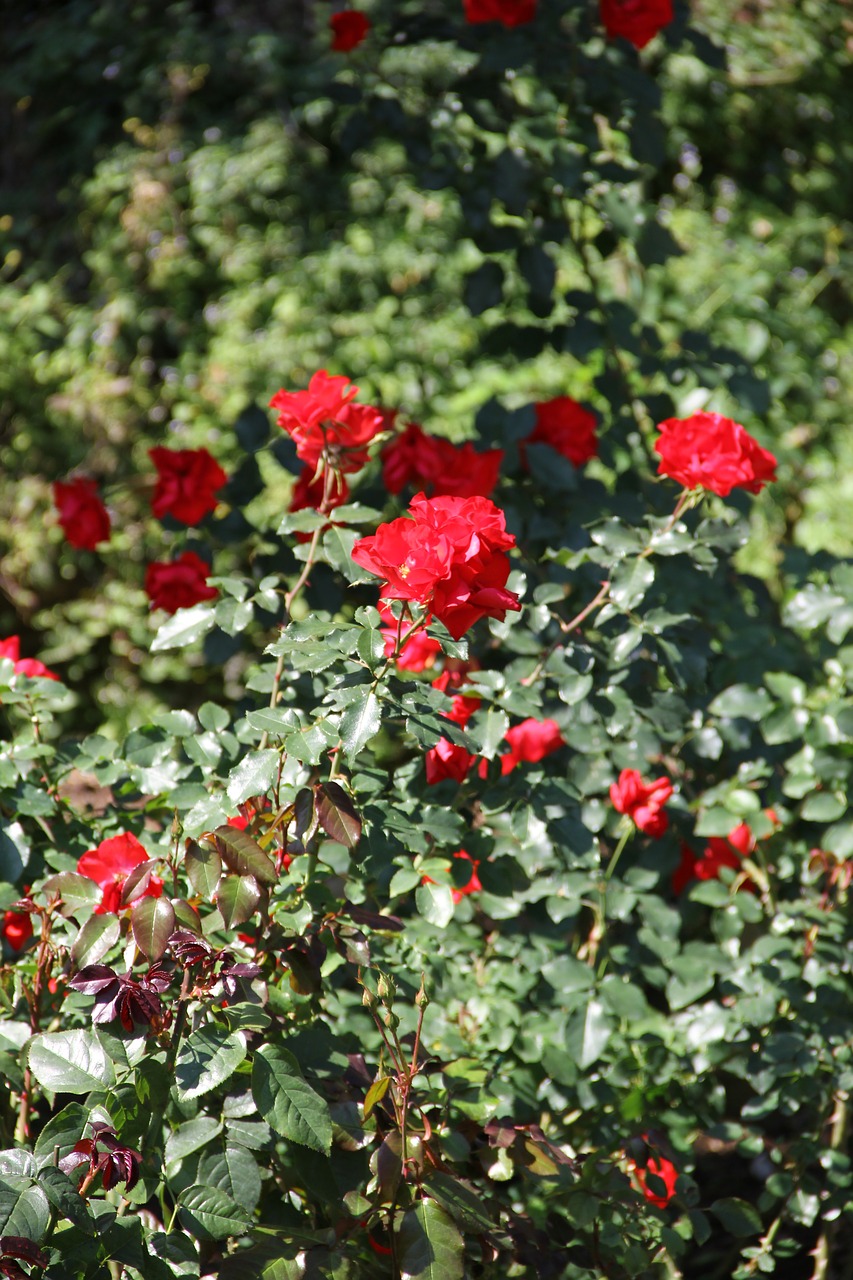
[
  {"left": 315, "top": 782, "right": 361, "bottom": 849},
  {"left": 609, "top": 559, "right": 655, "bottom": 611},
  {"left": 40, "top": 872, "right": 101, "bottom": 916},
  {"left": 38, "top": 1166, "right": 96, "bottom": 1235},
  {"left": 252, "top": 1045, "right": 332, "bottom": 1154},
  {"left": 227, "top": 750, "right": 280, "bottom": 806},
  {"left": 710, "top": 1197, "right": 763, "bottom": 1237},
  {"left": 212, "top": 825, "right": 277, "bottom": 886},
  {"left": 564, "top": 997, "right": 613, "bottom": 1070},
  {"left": 708, "top": 685, "right": 775, "bottom": 720},
  {"left": 151, "top": 604, "right": 216, "bottom": 652},
  {"left": 34, "top": 1101, "right": 109, "bottom": 1168},
  {"left": 0, "top": 1179, "right": 51, "bottom": 1243},
  {"left": 340, "top": 690, "right": 381, "bottom": 760},
  {"left": 131, "top": 894, "right": 176, "bottom": 962},
  {"left": 185, "top": 841, "right": 223, "bottom": 898},
  {"left": 363, "top": 1076, "right": 392, "bottom": 1121},
  {"left": 197, "top": 1145, "right": 262, "bottom": 1213},
  {"left": 177, "top": 1183, "right": 252, "bottom": 1241},
  {"left": 415, "top": 883, "right": 454, "bottom": 929},
  {"left": 216, "top": 874, "right": 262, "bottom": 929},
  {"left": 28, "top": 1030, "right": 116, "bottom": 1094},
  {"left": 70, "top": 913, "right": 120, "bottom": 969},
  {"left": 397, "top": 1198, "right": 464, "bottom": 1280},
  {"left": 165, "top": 1116, "right": 223, "bottom": 1169},
  {"left": 174, "top": 1027, "right": 248, "bottom": 1103},
  {"left": 468, "top": 706, "right": 509, "bottom": 760},
  {"left": 323, "top": 526, "right": 371, "bottom": 583}
]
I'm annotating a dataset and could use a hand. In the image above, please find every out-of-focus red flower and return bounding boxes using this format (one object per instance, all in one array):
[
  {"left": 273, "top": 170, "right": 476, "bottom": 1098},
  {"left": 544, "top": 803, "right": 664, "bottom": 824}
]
[
  {"left": 330, "top": 9, "right": 370, "bottom": 51},
  {"left": 425, "top": 673, "right": 480, "bottom": 785},
  {"left": 0, "top": 636, "right": 59, "bottom": 681},
  {"left": 382, "top": 423, "right": 503, "bottom": 500},
  {"left": 149, "top": 447, "right": 228, "bottom": 525},
  {"left": 674, "top": 818, "right": 766, "bottom": 895},
  {"left": 270, "top": 372, "right": 385, "bottom": 474},
  {"left": 499, "top": 718, "right": 564, "bottom": 775},
  {"left": 599, "top": 0, "right": 674, "bottom": 49},
  {"left": 2, "top": 909, "right": 33, "bottom": 951},
  {"left": 464, "top": 0, "right": 537, "bottom": 26},
  {"left": 53, "top": 477, "right": 111, "bottom": 549},
  {"left": 378, "top": 601, "right": 442, "bottom": 672},
  {"left": 632, "top": 1153, "right": 679, "bottom": 1207},
  {"left": 422, "top": 850, "right": 482, "bottom": 903},
  {"left": 610, "top": 768, "right": 672, "bottom": 837},
  {"left": 145, "top": 551, "right": 218, "bottom": 613},
  {"left": 288, "top": 465, "right": 350, "bottom": 542},
  {"left": 352, "top": 492, "right": 521, "bottom": 641},
  {"left": 524, "top": 398, "right": 598, "bottom": 468},
  {"left": 77, "top": 833, "right": 163, "bottom": 915},
  {"left": 654, "top": 412, "right": 777, "bottom": 498}
]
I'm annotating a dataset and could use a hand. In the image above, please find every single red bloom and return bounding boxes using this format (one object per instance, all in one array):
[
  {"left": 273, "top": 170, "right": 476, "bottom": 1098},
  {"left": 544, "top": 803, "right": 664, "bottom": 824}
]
[
  {"left": 654, "top": 412, "right": 777, "bottom": 498},
  {"left": 610, "top": 768, "right": 673, "bottom": 837},
  {"left": 633, "top": 1153, "right": 679, "bottom": 1207},
  {"left": 77, "top": 832, "right": 163, "bottom": 915},
  {"left": 2, "top": 909, "right": 33, "bottom": 951},
  {"left": 149, "top": 446, "right": 227, "bottom": 525},
  {"left": 425, "top": 737, "right": 478, "bottom": 785},
  {"left": 352, "top": 492, "right": 521, "bottom": 641},
  {"left": 599, "top": 0, "right": 674, "bottom": 49},
  {"left": 270, "top": 371, "right": 385, "bottom": 474},
  {"left": 52, "top": 476, "right": 111, "bottom": 549},
  {"left": 450, "top": 850, "right": 482, "bottom": 902},
  {"left": 145, "top": 551, "right": 218, "bottom": 613},
  {"left": 499, "top": 717, "right": 564, "bottom": 775},
  {"left": 330, "top": 9, "right": 370, "bottom": 51},
  {"left": 0, "top": 636, "right": 59, "bottom": 681},
  {"left": 525, "top": 397, "right": 598, "bottom": 468},
  {"left": 381, "top": 422, "right": 446, "bottom": 495},
  {"left": 464, "top": 0, "right": 537, "bottom": 26}
]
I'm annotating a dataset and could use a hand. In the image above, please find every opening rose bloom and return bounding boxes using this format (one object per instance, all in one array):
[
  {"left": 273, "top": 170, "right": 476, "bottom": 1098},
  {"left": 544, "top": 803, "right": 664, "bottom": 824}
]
[
  {"left": 352, "top": 492, "right": 521, "bottom": 641},
  {"left": 610, "top": 768, "right": 673, "bottom": 837},
  {"left": 464, "top": 0, "right": 537, "bottom": 26},
  {"left": 149, "top": 446, "right": 228, "bottom": 525},
  {"left": 599, "top": 0, "right": 674, "bottom": 49},
  {"left": 654, "top": 412, "right": 777, "bottom": 498},
  {"left": 330, "top": 10, "right": 370, "bottom": 51},
  {"left": 270, "top": 371, "right": 385, "bottom": 474},
  {"left": 144, "top": 551, "right": 218, "bottom": 613},
  {"left": 382, "top": 423, "right": 503, "bottom": 500},
  {"left": 524, "top": 397, "right": 598, "bottom": 468},
  {"left": 53, "top": 477, "right": 111, "bottom": 549},
  {"left": 0, "top": 636, "right": 59, "bottom": 681},
  {"left": 77, "top": 832, "right": 163, "bottom": 915}
]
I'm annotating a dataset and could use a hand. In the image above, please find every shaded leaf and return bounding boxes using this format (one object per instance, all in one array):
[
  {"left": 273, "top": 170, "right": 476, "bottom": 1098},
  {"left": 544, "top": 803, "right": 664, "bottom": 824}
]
[
  {"left": 212, "top": 826, "right": 277, "bottom": 886},
  {"left": 252, "top": 1045, "right": 332, "bottom": 1154},
  {"left": 185, "top": 842, "right": 223, "bottom": 898},
  {"left": 397, "top": 1198, "right": 464, "bottom": 1280},
  {"left": 216, "top": 875, "right": 262, "bottom": 929},
  {"left": 315, "top": 782, "right": 361, "bottom": 849}
]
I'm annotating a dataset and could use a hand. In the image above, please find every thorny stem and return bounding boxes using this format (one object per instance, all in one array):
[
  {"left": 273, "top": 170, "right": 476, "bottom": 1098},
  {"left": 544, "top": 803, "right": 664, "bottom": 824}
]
[{"left": 15, "top": 902, "right": 56, "bottom": 1143}]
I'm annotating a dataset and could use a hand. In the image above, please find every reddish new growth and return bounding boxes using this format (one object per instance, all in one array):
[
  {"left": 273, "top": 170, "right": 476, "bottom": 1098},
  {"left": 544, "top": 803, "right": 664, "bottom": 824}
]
[{"left": 59, "top": 1121, "right": 142, "bottom": 1191}]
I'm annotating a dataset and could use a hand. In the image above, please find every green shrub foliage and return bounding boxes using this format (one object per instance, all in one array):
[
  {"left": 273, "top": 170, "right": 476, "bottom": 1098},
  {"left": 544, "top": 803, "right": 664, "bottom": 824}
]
[{"left": 2, "top": 2, "right": 853, "bottom": 1278}]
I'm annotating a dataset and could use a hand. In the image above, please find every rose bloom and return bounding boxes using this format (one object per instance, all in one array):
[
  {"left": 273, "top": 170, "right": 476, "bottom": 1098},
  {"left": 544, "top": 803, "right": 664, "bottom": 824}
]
[
  {"left": 77, "top": 832, "right": 163, "bottom": 915},
  {"left": 632, "top": 1154, "right": 679, "bottom": 1207},
  {"left": 654, "top": 412, "right": 777, "bottom": 498},
  {"left": 289, "top": 465, "right": 350, "bottom": 543},
  {"left": 149, "top": 446, "right": 228, "bottom": 525},
  {"left": 423, "top": 850, "right": 482, "bottom": 903},
  {"left": 145, "top": 551, "right": 218, "bottom": 613},
  {"left": 464, "top": 0, "right": 537, "bottom": 26},
  {"left": 270, "top": 371, "right": 385, "bottom": 474},
  {"left": 673, "top": 819, "right": 766, "bottom": 894},
  {"left": 525, "top": 397, "right": 598, "bottom": 468},
  {"left": 599, "top": 0, "right": 674, "bottom": 49},
  {"left": 499, "top": 717, "right": 564, "bottom": 775},
  {"left": 53, "top": 477, "right": 111, "bottom": 549},
  {"left": 330, "top": 9, "right": 370, "bottom": 50},
  {"left": 0, "top": 636, "right": 59, "bottom": 681},
  {"left": 352, "top": 492, "right": 521, "bottom": 641},
  {"left": 382, "top": 424, "right": 503, "bottom": 500},
  {"left": 378, "top": 601, "right": 442, "bottom": 673},
  {"left": 2, "top": 909, "right": 33, "bottom": 951},
  {"left": 426, "top": 673, "right": 480, "bottom": 784},
  {"left": 610, "top": 768, "right": 673, "bottom": 837}
]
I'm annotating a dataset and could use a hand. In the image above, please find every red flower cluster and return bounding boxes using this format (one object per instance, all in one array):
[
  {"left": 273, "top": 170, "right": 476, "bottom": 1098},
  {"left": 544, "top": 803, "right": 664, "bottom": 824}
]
[
  {"left": 330, "top": 10, "right": 370, "bottom": 51},
  {"left": 270, "top": 371, "right": 385, "bottom": 474},
  {"left": 53, "top": 477, "right": 111, "bottom": 549},
  {"left": 378, "top": 601, "right": 442, "bottom": 673},
  {"left": 610, "top": 768, "right": 673, "bottom": 837},
  {"left": 599, "top": 0, "right": 674, "bottom": 49},
  {"left": 0, "top": 636, "right": 59, "bottom": 681},
  {"left": 654, "top": 412, "right": 777, "bottom": 498},
  {"left": 2, "top": 909, "right": 33, "bottom": 951},
  {"left": 149, "top": 447, "right": 228, "bottom": 525},
  {"left": 382, "top": 422, "right": 504, "bottom": 500},
  {"left": 525, "top": 398, "right": 598, "bottom": 468},
  {"left": 464, "top": 0, "right": 537, "bottom": 26},
  {"left": 672, "top": 815, "right": 776, "bottom": 894},
  {"left": 77, "top": 832, "right": 163, "bottom": 914},
  {"left": 145, "top": 551, "right": 218, "bottom": 613},
  {"left": 352, "top": 493, "right": 521, "bottom": 641}
]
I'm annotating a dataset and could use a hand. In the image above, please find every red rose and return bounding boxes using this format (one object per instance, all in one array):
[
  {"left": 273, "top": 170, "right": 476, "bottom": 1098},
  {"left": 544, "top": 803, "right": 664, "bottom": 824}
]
[
  {"left": 145, "top": 551, "right": 218, "bottom": 613},
  {"left": 499, "top": 717, "right": 564, "bottom": 775},
  {"left": 421, "top": 850, "right": 482, "bottom": 903},
  {"left": 270, "top": 371, "right": 385, "bottom": 474},
  {"left": 378, "top": 601, "right": 442, "bottom": 672},
  {"left": 149, "top": 446, "right": 228, "bottom": 525},
  {"left": 674, "top": 820, "right": 762, "bottom": 894},
  {"left": 352, "top": 492, "right": 521, "bottom": 641},
  {"left": 77, "top": 832, "right": 163, "bottom": 915},
  {"left": 2, "top": 909, "right": 33, "bottom": 952},
  {"left": 525, "top": 397, "right": 598, "bottom": 468},
  {"left": 599, "top": 0, "right": 674, "bottom": 49},
  {"left": 425, "top": 674, "right": 480, "bottom": 784},
  {"left": 330, "top": 10, "right": 370, "bottom": 51},
  {"left": 654, "top": 412, "right": 777, "bottom": 497},
  {"left": 0, "top": 636, "right": 59, "bottom": 681},
  {"left": 382, "top": 423, "right": 445, "bottom": 495},
  {"left": 288, "top": 465, "right": 350, "bottom": 543},
  {"left": 610, "top": 768, "right": 672, "bottom": 837},
  {"left": 382, "top": 423, "right": 503, "bottom": 500},
  {"left": 633, "top": 1154, "right": 678, "bottom": 1207},
  {"left": 464, "top": 0, "right": 537, "bottom": 26},
  {"left": 52, "top": 477, "right": 111, "bottom": 549}
]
